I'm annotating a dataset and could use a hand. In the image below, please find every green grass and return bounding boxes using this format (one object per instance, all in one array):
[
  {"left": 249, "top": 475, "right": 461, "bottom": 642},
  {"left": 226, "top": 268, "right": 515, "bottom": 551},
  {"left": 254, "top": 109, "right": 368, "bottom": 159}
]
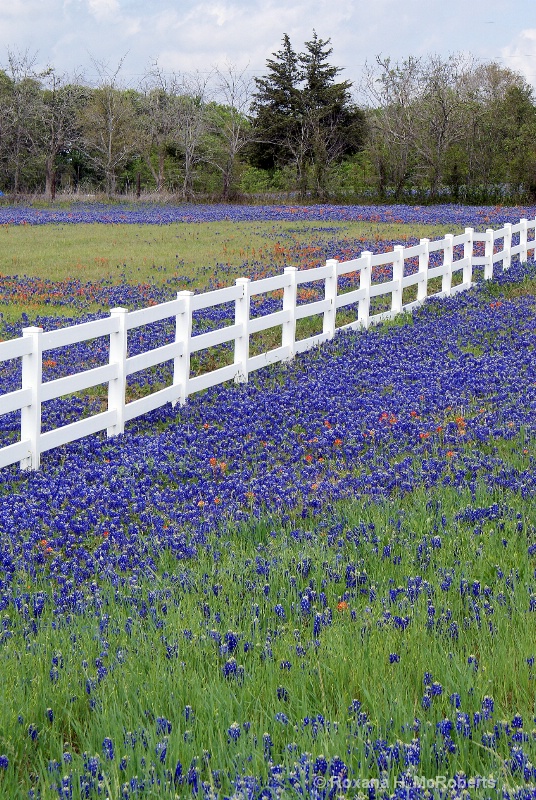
[
  {"left": 0, "top": 219, "right": 457, "bottom": 330},
  {"left": 0, "top": 219, "right": 454, "bottom": 286},
  {"left": 1, "top": 220, "right": 536, "bottom": 796},
  {"left": 1, "top": 462, "right": 535, "bottom": 797}
]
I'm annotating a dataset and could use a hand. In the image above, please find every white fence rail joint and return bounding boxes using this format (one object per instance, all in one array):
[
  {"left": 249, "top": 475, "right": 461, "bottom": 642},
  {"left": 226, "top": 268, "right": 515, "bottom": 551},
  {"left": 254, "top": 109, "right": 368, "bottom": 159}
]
[{"left": 1, "top": 218, "right": 535, "bottom": 471}]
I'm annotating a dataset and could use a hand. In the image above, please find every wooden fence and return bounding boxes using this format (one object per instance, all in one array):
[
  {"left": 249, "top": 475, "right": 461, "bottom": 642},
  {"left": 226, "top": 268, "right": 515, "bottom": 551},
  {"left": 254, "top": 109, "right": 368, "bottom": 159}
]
[{"left": 0, "top": 219, "right": 534, "bottom": 471}]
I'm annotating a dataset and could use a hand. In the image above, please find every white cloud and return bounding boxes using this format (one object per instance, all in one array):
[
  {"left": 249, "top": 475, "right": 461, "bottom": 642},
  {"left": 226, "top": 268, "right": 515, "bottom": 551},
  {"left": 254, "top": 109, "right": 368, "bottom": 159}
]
[
  {"left": 0, "top": 0, "right": 51, "bottom": 16},
  {"left": 0, "top": 0, "right": 534, "bottom": 92},
  {"left": 151, "top": 0, "right": 360, "bottom": 78},
  {"left": 87, "top": 0, "right": 119, "bottom": 20},
  {"left": 202, "top": 2, "right": 238, "bottom": 27},
  {"left": 501, "top": 28, "right": 536, "bottom": 89}
]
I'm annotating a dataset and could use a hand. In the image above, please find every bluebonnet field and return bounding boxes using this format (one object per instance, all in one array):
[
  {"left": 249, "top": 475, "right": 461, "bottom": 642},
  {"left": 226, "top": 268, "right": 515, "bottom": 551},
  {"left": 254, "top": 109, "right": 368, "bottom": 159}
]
[
  {"left": 0, "top": 205, "right": 536, "bottom": 799},
  {"left": 1, "top": 201, "right": 536, "bottom": 227}
]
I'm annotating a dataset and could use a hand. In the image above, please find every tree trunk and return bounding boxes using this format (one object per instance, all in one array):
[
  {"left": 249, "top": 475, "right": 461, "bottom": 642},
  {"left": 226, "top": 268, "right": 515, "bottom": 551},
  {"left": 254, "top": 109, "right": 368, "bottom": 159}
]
[
  {"left": 157, "top": 148, "right": 165, "bottom": 192},
  {"left": 45, "top": 155, "right": 55, "bottom": 199}
]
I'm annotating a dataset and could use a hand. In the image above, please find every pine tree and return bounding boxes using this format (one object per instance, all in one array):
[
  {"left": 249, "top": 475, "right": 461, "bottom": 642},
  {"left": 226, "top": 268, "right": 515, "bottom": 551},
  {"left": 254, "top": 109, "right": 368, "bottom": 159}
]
[
  {"left": 300, "top": 32, "right": 365, "bottom": 198},
  {"left": 250, "top": 32, "right": 366, "bottom": 198},
  {"left": 249, "top": 34, "right": 302, "bottom": 171}
]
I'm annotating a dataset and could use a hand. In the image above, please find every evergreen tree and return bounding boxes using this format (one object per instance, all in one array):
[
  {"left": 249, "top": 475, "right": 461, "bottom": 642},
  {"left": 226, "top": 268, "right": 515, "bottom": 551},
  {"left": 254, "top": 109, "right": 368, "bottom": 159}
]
[
  {"left": 300, "top": 32, "right": 366, "bottom": 198},
  {"left": 250, "top": 32, "right": 366, "bottom": 198},
  {"left": 249, "top": 34, "right": 302, "bottom": 171}
]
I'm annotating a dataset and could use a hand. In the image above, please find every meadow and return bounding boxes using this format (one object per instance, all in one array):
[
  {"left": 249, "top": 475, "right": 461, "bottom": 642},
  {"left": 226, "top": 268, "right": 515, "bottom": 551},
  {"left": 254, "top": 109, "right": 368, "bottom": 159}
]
[{"left": 0, "top": 203, "right": 536, "bottom": 799}]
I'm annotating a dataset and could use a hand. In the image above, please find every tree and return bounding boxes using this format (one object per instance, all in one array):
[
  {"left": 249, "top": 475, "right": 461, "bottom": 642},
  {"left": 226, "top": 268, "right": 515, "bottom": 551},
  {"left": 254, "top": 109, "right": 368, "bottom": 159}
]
[
  {"left": 498, "top": 83, "right": 536, "bottom": 196},
  {"left": 361, "top": 54, "right": 536, "bottom": 201},
  {"left": 361, "top": 55, "right": 421, "bottom": 198},
  {"left": 78, "top": 58, "right": 138, "bottom": 195},
  {"left": 137, "top": 75, "right": 178, "bottom": 192},
  {"left": 251, "top": 33, "right": 366, "bottom": 199},
  {"left": 0, "top": 51, "right": 44, "bottom": 193},
  {"left": 249, "top": 34, "right": 302, "bottom": 172},
  {"left": 40, "top": 69, "right": 87, "bottom": 198},
  {"left": 412, "top": 54, "right": 475, "bottom": 199},
  {"left": 207, "top": 63, "right": 255, "bottom": 200},
  {"left": 136, "top": 66, "right": 209, "bottom": 196},
  {"left": 299, "top": 32, "right": 366, "bottom": 198},
  {"left": 174, "top": 72, "right": 211, "bottom": 199}
]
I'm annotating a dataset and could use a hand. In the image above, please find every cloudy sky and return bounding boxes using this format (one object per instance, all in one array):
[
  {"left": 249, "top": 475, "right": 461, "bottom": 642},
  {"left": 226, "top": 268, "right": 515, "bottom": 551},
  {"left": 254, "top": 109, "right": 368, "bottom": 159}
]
[{"left": 1, "top": 0, "right": 535, "bottom": 94}]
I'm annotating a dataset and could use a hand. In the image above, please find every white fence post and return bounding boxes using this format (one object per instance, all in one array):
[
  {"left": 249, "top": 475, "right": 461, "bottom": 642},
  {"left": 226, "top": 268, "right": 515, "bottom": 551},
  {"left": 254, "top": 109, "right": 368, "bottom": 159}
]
[
  {"left": 484, "top": 228, "right": 494, "bottom": 280},
  {"left": 358, "top": 251, "right": 372, "bottom": 328},
  {"left": 442, "top": 234, "right": 453, "bottom": 295},
  {"left": 392, "top": 245, "right": 404, "bottom": 316},
  {"left": 463, "top": 228, "right": 473, "bottom": 287},
  {"left": 173, "top": 290, "right": 193, "bottom": 407},
  {"left": 234, "top": 277, "right": 251, "bottom": 383},
  {"left": 520, "top": 219, "right": 528, "bottom": 263},
  {"left": 504, "top": 222, "right": 512, "bottom": 270},
  {"left": 107, "top": 307, "right": 127, "bottom": 437},
  {"left": 323, "top": 259, "right": 338, "bottom": 338},
  {"left": 418, "top": 238, "right": 429, "bottom": 303},
  {"left": 20, "top": 326, "right": 43, "bottom": 470},
  {"left": 282, "top": 266, "right": 298, "bottom": 357}
]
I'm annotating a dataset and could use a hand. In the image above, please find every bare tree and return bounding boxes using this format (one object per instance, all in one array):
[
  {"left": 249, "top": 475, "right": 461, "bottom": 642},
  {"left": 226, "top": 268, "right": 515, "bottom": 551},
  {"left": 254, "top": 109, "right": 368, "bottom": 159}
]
[
  {"left": 361, "top": 55, "right": 421, "bottom": 198},
  {"left": 0, "top": 50, "right": 44, "bottom": 193},
  {"left": 175, "top": 72, "right": 211, "bottom": 199},
  {"left": 138, "top": 65, "right": 181, "bottom": 192},
  {"left": 412, "top": 54, "right": 475, "bottom": 198},
  {"left": 40, "top": 68, "right": 87, "bottom": 198},
  {"left": 208, "top": 63, "right": 254, "bottom": 200},
  {"left": 362, "top": 53, "right": 478, "bottom": 199},
  {"left": 138, "top": 65, "right": 211, "bottom": 198},
  {"left": 79, "top": 56, "right": 137, "bottom": 195}
]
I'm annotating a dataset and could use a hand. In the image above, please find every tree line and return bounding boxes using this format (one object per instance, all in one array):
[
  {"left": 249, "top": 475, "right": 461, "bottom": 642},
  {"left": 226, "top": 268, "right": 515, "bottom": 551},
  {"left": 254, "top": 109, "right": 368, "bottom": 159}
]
[{"left": 1, "top": 37, "right": 535, "bottom": 203}]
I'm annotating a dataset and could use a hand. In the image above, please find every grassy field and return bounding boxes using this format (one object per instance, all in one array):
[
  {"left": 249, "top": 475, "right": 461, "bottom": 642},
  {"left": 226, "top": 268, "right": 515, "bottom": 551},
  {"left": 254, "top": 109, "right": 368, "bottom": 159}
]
[
  {"left": 0, "top": 219, "right": 455, "bottom": 286},
  {"left": 0, "top": 212, "right": 535, "bottom": 798}
]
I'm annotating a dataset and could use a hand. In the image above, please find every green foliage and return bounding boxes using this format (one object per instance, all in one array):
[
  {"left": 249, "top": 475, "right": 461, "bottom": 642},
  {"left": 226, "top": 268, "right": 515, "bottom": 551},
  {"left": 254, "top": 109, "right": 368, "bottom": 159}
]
[
  {"left": 0, "top": 47, "right": 535, "bottom": 202},
  {"left": 250, "top": 32, "right": 367, "bottom": 200}
]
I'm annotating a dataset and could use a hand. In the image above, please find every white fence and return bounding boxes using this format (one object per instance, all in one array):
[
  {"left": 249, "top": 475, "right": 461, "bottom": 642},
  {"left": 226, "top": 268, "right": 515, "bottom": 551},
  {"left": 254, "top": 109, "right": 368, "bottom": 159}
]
[{"left": 0, "top": 219, "right": 534, "bottom": 471}]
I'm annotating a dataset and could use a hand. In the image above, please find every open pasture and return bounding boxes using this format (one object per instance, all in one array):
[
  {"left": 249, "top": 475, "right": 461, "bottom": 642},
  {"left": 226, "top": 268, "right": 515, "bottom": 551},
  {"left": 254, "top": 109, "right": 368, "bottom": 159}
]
[
  {"left": 0, "top": 205, "right": 536, "bottom": 798},
  {"left": 1, "top": 201, "right": 535, "bottom": 320},
  {"left": 0, "top": 218, "right": 457, "bottom": 325}
]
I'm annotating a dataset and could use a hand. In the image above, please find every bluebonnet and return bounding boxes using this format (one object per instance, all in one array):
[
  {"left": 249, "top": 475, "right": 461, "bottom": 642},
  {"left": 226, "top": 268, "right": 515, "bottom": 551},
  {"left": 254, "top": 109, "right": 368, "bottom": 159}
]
[{"left": 0, "top": 205, "right": 535, "bottom": 797}]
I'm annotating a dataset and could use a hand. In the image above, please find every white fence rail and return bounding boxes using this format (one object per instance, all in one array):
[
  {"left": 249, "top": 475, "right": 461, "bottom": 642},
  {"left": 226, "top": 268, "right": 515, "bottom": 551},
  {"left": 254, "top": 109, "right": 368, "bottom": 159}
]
[{"left": 1, "top": 218, "right": 534, "bottom": 471}]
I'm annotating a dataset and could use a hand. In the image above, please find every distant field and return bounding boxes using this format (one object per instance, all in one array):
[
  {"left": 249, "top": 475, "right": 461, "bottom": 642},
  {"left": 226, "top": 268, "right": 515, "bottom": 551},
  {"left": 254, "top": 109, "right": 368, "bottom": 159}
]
[{"left": 0, "top": 220, "right": 457, "bottom": 286}]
